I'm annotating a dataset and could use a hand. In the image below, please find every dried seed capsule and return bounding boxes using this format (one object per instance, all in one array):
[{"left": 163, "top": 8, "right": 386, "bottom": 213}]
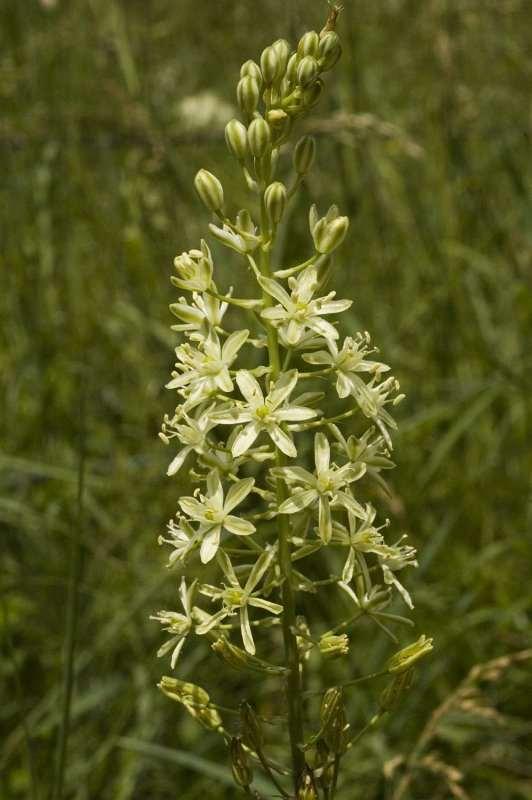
[
  {"left": 237, "top": 75, "right": 260, "bottom": 115},
  {"left": 379, "top": 668, "right": 415, "bottom": 712},
  {"left": 298, "top": 30, "right": 320, "bottom": 58},
  {"left": 194, "top": 169, "right": 224, "bottom": 213},
  {"left": 297, "top": 767, "right": 319, "bottom": 799},
  {"left": 297, "top": 55, "right": 319, "bottom": 88},
  {"left": 225, "top": 118, "right": 248, "bottom": 161},
  {"left": 316, "top": 741, "right": 334, "bottom": 791},
  {"left": 230, "top": 737, "right": 253, "bottom": 788},
  {"left": 240, "top": 701, "right": 264, "bottom": 751},
  {"left": 293, "top": 135, "right": 316, "bottom": 174},
  {"left": 264, "top": 181, "right": 287, "bottom": 226},
  {"left": 240, "top": 59, "right": 262, "bottom": 86},
  {"left": 247, "top": 116, "right": 271, "bottom": 157},
  {"left": 260, "top": 45, "right": 281, "bottom": 86},
  {"left": 319, "top": 31, "right": 342, "bottom": 70}
]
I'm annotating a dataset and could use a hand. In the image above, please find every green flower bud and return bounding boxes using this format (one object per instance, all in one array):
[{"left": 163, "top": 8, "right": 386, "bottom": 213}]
[
  {"left": 194, "top": 169, "right": 224, "bottom": 213},
  {"left": 230, "top": 737, "right": 253, "bottom": 788},
  {"left": 225, "top": 118, "right": 248, "bottom": 161},
  {"left": 297, "top": 55, "right": 319, "bottom": 88},
  {"left": 264, "top": 181, "right": 287, "bottom": 226},
  {"left": 286, "top": 52, "right": 298, "bottom": 83},
  {"left": 310, "top": 205, "right": 349, "bottom": 254},
  {"left": 260, "top": 45, "right": 281, "bottom": 86},
  {"left": 319, "top": 632, "right": 349, "bottom": 659},
  {"left": 319, "top": 31, "right": 342, "bottom": 71},
  {"left": 272, "top": 38, "right": 291, "bottom": 74},
  {"left": 302, "top": 78, "right": 324, "bottom": 109},
  {"left": 247, "top": 116, "right": 271, "bottom": 157},
  {"left": 237, "top": 75, "right": 260, "bottom": 115},
  {"left": 240, "top": 59, "right": 262, "bottom": 86},
  {"left": 293, "top": 135, "right": 316, "bottom": 174},
  {"left": 298, "top": 30, "right": 320, "bottom": 58},
  {"left": 240, "top": 701, "right": 264, "bottom": 751},
  {"left": 379, "top": 668, "right": 414, "bottom": 712},
  {"left": 386, "top": 635, "right": 434, "bottom": 674}
]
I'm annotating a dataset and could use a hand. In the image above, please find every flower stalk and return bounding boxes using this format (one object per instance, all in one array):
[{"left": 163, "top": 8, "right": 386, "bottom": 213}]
[{"left": 152, "top": 4, "right": 432, "bottom": 796}]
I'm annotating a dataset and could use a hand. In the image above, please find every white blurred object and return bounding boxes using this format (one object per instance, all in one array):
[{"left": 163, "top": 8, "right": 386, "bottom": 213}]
[{"left": 177, "top": 91, "right": 234, "bottom": 132}]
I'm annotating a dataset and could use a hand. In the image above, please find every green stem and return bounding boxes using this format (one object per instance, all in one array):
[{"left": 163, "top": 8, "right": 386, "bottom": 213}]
[{"left": 258, "top": 193, "right": 305, "bottom": 789}]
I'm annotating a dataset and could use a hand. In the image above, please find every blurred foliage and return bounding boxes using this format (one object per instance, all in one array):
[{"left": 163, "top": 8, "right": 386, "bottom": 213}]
[{"left": 1, "top": 0, "right": 531, "bottom": 798}]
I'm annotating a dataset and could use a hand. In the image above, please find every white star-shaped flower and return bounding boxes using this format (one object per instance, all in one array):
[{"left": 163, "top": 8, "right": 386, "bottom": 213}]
[
  {"left": 179, "top": 470, "right": 256, "bottom": 563},
  {"left": 213, "top": 370, "right": 318, "bottom": 458}
]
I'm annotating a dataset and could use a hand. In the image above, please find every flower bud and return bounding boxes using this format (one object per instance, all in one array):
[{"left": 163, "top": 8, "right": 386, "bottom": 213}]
[
  {"left": 298, "top": 30, "right": 320, "bottom": 58},
  {"left": 386, "top": 635, "right": 433, "bottom": 674},
  {"left": 286, "top": 52, "right": 298, "bottom": 83},
  {"left": 272, "top": 38, "right": 291, "bottom": 74},
  {"left": 240, "top": 701, "right": 263, "bottom": 751},
  {"left": 237, "top": 75, "right": 260, "bottom": 115},
  {"left": 260, "top": 45, "right": 281, "bottom": 86},
  {"left": 247, "top": 116, "right": 271, "bottom": 158},
  {"left": 310, "top": 205, "right": 349, "bottom": 254},
  {"left": 240, "top": 59, "right": 262, "bottom": 86},
  {"left": 319, "top": 632, "right": 349, "bottom": 659},
  {"left": 297, "top": 55, "right": 319, "bottom": 88},
  {"left": 194, "top": 169, "right": 224, "bottom": 213},
  {"left": 293, "top": 135, "right": 316, "bottom": 174},
  {"left": 225, "top": 118, "right": 248, "bottom": 161},
  {"left": 264, "top": 181, "right": 287, "bottom": 226},
  {"left": 230, "top": 737, "right": 253, "bottom": 788},
  {"left": 319, "top": 31, "right": 342, "bottom": 71},
  {"left": 303, "top": 78, "right": 324, "bottom": 109}
]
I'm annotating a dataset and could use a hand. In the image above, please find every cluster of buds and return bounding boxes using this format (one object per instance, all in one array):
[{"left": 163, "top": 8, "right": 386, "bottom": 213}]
[{"left": 153, "top": 5, "right": 432, "bottom": 797}]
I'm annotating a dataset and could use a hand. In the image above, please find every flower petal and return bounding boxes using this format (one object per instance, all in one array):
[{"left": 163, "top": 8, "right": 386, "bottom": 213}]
[
  {"left": 236, "top": 370, "right": 264, "bottom": 406},
  {"left": 318, "top": 495, "right": 332, "bottom": 544},
  {"left": 222, "top": 329, "right": 249, "bottom": 362},
  {"left": 268, "top": 424, "right": 297, "bottom": 457},
  {"left": 314, "top": 432, "right": 330, "bottom": 474},
  {"left": 167, "top": 446, "right": 192, "bottom": 476},
  {"left": 224, "top": 515, "right": 256, "bottom": 536},
  {"left": 267, "top": 370, "right": 298, "bottom": 409},
  {"left": 240, "top": 605, "right": 255, "bottom": 654},
  {"left": 276, "top": 406, "right": 317, "bottom": 421},
  {"left": 278, "top": 489, "right": 318, "bottom": 514},
  {"left": 224, "top": 477, "right": 255, "bottom": 513},
  {"left": 232, "top": 421, "right": 261, "bottom": 457},
  {"left": 248, "top": 597, "right": 283, "bottom": 614},
  {"left": 200, "top": 526, "right": 221, "bottom": 563}
]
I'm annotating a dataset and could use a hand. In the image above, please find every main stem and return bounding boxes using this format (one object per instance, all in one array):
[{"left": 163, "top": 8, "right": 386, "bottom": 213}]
[{"left": 259, "top": 194, "right": 305, "bottom": 788}]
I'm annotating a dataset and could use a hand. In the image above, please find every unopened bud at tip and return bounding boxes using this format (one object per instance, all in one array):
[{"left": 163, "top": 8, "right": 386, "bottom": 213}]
[{"left": 194, "top": 169, "right": 224, "bottom": 213}]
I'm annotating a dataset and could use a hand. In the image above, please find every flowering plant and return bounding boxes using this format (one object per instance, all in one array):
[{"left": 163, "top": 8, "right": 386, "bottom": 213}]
[{"left": 154, "top": 5, "right": 432, "bottom": 797}]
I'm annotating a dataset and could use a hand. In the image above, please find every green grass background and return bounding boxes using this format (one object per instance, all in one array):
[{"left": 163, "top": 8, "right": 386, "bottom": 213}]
[{"left": 1, "top": 0, "right": 531, "bottom": 798}]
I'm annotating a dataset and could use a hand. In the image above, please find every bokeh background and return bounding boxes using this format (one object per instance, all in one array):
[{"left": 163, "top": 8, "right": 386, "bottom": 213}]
[{"left": 2, "top": 0, "right": 531, "bottom": 798}]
